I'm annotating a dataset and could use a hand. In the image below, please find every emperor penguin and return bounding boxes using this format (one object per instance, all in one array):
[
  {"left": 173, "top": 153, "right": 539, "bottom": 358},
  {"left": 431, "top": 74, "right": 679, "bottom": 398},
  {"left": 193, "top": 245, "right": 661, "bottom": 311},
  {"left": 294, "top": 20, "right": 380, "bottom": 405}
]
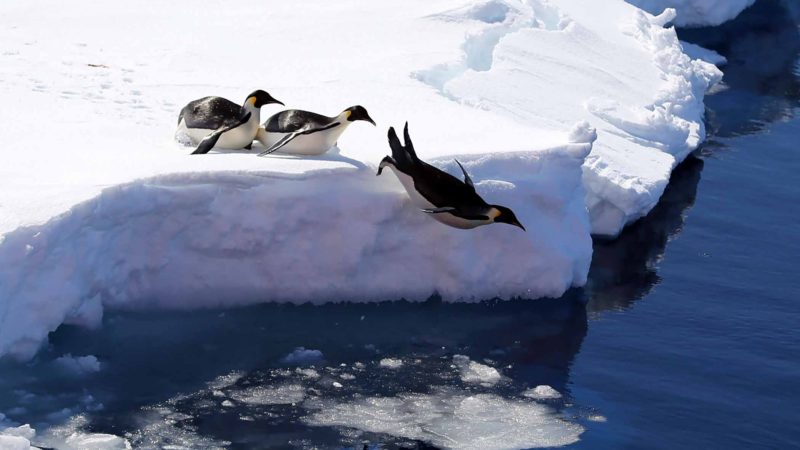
[
  {"left": 256, "top": 105, "right": 375, "bottom": 156},
  {"left": 377, "top": 123, "right": 525, "bottom": 231},
  {"left": 176, "top": 90, "right": 283, "bottom": 155}
]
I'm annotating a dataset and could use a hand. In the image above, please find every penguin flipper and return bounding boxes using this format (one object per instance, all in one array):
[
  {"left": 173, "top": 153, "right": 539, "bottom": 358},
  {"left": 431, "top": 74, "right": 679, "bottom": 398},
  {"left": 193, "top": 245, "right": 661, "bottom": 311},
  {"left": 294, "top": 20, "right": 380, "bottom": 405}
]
[
  {"left": 454, "top": 159, "right": 474, "bottom": 189},
  {"left": 259, "top": 122, "right": 341, "bottom": 156},
  {"left": 258, "top": 133, "right": 296, "bottom": 156},
  {"left": 191, "top": 112, "right": 252, "bottom": 155},
  {"left": 422, "top": 207, "right": 457, "bottom": 214},
  {"left": 244, "top": 143, "right": 252, "bottom": 150}
]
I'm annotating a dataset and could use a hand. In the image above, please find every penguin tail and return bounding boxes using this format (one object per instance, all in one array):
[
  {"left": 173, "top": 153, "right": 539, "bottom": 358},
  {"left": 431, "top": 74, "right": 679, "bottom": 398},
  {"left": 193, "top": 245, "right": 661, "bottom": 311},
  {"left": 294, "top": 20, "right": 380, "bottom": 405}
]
[{"left": 387, "top": 122, "right": 418, "bottom": 170}]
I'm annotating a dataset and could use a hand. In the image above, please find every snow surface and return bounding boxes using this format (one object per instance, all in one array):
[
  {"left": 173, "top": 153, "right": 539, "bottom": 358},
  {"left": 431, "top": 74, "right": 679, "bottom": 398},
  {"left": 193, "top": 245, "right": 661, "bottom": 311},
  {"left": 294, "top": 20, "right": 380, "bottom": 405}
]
[
  {"left": 0, "top": 0, "right": 723, "bottom": 360},
  {"left": 627, "top": 0, "right": 755, "bottom": 27}
]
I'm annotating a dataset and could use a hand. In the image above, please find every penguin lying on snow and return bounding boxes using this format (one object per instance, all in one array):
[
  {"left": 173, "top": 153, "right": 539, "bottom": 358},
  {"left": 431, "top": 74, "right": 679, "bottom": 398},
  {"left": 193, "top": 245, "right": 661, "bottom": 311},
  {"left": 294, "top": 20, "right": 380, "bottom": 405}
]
[
  {"left": 256, "top": 105, "right": 375, "bottom": 156},
  {"left": 177, "top": 90, "right": 283, "bottom": 155},
  {"left": 378, "top": 123, "right": 525, "bottom": 231}
]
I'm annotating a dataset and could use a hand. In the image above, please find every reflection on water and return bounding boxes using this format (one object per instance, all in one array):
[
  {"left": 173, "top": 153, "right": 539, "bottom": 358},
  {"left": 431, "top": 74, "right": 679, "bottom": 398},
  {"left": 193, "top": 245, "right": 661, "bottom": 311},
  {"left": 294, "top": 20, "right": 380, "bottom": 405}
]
[
  {"left": 586, "top": 156, "right": 703, "bottom": 313},
  {"left": 679, "top": 0, "right": 800, "bottom": 137}
]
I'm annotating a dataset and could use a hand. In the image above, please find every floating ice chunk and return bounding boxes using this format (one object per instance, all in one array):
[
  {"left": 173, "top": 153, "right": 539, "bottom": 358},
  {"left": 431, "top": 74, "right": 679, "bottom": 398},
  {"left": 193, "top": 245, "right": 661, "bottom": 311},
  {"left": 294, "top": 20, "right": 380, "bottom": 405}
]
[
  {"left": 230, "top": 385, "right": 305, "bottom": 406},
  {"left": 453, "top": 355, "right": 502, "bottom": 386},
  {"left": 378, "top": 358, "right": 403, "bottom": 369},
  {"left": 523, "top": 385, "right": 562, "bottom": 400},
  {"left": 207, "top": 372, "right": 243, "bottom": 390},
  {"left": 0, "top": 435, "right": 33, "bottom": 450},
  {"left": 587, "top": 414, "right": 608, "bottom": 422},
  {"left": 296, "top": 368, "right": 320, "bottom": 379},
  {"left": 280, "top": 347, "right": 324, "bottom": 366},
  {"left": 0, "top": 424, "right": 35, "bottom": 441},
  {"left": 64, "top": 432, "right": 131, "bottom": 450},
  {"left": 306, "top": 388, "right": 583, "bottom": 450},
  {"left": 53, "top": 354, "right": 101, "bottom": 376}
]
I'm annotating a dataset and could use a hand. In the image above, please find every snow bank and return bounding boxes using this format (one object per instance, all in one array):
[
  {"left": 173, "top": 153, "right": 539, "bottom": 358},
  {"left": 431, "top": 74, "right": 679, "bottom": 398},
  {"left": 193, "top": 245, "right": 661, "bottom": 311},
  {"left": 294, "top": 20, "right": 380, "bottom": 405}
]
[
  {"left": 0, "top": 0, "right": 721, "bottom": 360},
  {"left": 627, "top": 0, "right": 755, "bottom": 27}
]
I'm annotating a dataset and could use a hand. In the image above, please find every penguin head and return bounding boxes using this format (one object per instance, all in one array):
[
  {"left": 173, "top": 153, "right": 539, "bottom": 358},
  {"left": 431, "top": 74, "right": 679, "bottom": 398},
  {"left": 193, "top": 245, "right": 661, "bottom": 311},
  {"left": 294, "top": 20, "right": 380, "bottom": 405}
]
[
  {"left": 344, "top": 105, "right": 376, "bottom": 126},
  {"left": 246, "top": 90, "right": 284, "bottom": 108},
  {"left": 490, "top": 205, "right": 526, "bottom": 231}
]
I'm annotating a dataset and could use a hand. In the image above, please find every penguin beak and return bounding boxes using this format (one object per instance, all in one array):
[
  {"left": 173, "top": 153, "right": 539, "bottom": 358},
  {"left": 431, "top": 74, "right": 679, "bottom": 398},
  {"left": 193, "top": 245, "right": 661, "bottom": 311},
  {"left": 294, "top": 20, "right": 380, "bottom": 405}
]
[
  {"left": 270, "top": 97, "right": 285, "bottom": 106},
  {"left": 514, "top": 221, "right": 526, "bottom": 231},
  {"left": 365, "top": 115, "right": 376, "bottom": 126}
]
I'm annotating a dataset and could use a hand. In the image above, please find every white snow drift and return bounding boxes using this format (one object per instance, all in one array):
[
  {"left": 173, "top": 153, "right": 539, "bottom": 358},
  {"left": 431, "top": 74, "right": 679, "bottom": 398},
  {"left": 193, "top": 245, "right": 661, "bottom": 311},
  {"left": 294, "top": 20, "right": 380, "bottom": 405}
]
[{"left": 0, "top": 0, "right": 723, "bottom": 360}]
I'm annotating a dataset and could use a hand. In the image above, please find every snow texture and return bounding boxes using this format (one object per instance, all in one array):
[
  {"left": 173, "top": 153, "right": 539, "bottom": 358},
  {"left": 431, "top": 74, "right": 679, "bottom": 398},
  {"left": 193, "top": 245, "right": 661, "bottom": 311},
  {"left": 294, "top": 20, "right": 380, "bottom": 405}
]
[
  {"left": 627, "top": 0, "right": 755, "bottom": 27},
  {"left": 0, "top": 0, "right": 723, "bottom": 360}
]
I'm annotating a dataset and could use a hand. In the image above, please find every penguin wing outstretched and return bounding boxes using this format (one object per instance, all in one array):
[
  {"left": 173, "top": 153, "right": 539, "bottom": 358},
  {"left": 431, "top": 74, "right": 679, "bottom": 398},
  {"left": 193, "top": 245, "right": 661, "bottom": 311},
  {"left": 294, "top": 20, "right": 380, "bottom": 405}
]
[
  {"left": 257, "top": 122, "right": 341, "bottom": 157},
  {"left": 191, "top": 111, "right": 252, "bottom": 155},
  {"left": 454, "top": 159, "right": 474, "bottom": 190}
]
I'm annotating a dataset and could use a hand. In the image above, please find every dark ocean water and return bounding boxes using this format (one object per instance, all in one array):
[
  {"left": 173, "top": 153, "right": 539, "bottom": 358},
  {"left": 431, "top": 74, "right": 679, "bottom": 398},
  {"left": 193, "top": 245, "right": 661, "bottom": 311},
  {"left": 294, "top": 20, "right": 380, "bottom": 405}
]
[{"left": 1, "top": 1, "right": 798, "bottom": 449}]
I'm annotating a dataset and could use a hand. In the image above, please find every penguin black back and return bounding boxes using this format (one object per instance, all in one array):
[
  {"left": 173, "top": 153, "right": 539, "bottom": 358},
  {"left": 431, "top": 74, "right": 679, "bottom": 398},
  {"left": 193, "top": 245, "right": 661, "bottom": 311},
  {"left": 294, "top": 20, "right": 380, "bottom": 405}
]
[
  {"left": 263, "top": 110, "right": 335, "bottom": 133},
  {"left": 179, "top": 96, "right": 243, "bottom": 130},
  {"left": 386, "top": 123, "right": 487, "bottom": 209}
]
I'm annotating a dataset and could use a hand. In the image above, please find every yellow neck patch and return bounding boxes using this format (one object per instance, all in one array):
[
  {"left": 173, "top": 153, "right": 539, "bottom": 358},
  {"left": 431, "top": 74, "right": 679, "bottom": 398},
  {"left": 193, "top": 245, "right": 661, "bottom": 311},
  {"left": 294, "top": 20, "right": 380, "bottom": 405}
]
[
  {"left": 488, "top": 208, "right": 502, "bottom": 220},
  {"left": 247, "top": 96, "right": 257, "bottom": 106},
  {"left": 344, "top": 110, "right": 352, "bottom": 119}
]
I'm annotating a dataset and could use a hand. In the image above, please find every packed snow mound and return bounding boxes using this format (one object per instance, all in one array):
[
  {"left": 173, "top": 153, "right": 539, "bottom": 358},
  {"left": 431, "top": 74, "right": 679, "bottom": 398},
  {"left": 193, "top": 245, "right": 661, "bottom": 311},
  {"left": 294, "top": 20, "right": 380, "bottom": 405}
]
[
  {"left": 627, "top": 0, "right": 755, "bottom": 27},
  {"left": 0, "top": 0, "right": 720, "bottom": 360}
]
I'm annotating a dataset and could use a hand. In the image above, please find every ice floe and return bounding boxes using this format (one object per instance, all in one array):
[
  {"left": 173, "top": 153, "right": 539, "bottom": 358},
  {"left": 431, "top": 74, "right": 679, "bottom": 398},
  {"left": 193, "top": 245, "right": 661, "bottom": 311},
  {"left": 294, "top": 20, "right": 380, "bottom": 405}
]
[{"left": 0, "top": 0, "right": 727, "bottom": 361}]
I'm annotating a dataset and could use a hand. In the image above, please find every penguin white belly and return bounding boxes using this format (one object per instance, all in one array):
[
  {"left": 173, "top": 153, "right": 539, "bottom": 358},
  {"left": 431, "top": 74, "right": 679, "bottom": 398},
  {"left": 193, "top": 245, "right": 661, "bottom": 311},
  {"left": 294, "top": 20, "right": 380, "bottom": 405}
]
[
  {"left": 261, "top": 125, "right": 348, "bottom": 156},
  {"left": 176, "top": 119, "right": 257, "bottom": 149},
  {"left": 387, "top": 167, "right": 489, "bottom": 229}
]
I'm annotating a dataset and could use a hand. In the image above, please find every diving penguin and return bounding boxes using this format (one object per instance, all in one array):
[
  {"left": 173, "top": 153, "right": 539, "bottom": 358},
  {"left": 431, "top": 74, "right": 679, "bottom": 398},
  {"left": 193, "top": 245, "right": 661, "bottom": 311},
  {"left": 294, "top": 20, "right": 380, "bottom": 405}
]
[
  {"left": 377, "top": 123, "right": 525, "bottom": 231},
  {"left": 256, "top": 105, "right": 375, "bottom": 156},
  {"left": 176, "top": 90, "right": 283, "bottom": 155}
]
